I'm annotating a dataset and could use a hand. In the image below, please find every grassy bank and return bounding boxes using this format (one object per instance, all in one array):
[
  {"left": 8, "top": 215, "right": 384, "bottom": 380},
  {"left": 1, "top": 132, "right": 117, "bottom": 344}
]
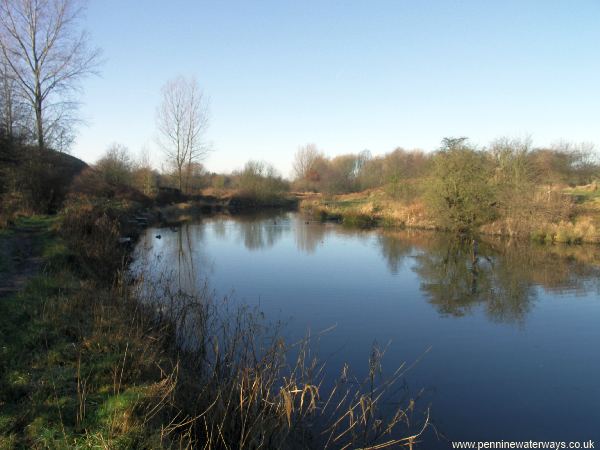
[
  {"left": 1, "top": 201, "right": 429, "bottom": 448},
  {"left": 300, "top": 187, "right": 600, "bottom": 244},
  {"left": 299, "top": 190, "right": 435, "bottom": 230},
  {"left": 0, "top": 214, "right": 182, "bottom": 448}
]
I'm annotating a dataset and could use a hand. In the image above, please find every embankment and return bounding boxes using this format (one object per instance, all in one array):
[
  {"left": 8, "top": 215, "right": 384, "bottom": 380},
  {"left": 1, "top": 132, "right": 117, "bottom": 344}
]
[{"left": 299, "top": 188, "right": 600, "bottom": 244}]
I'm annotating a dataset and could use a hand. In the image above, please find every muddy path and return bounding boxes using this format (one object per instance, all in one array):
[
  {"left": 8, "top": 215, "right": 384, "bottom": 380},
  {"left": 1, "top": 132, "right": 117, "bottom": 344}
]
[{"left": 0, "top": 226, "right": 45, "bottom": 298}]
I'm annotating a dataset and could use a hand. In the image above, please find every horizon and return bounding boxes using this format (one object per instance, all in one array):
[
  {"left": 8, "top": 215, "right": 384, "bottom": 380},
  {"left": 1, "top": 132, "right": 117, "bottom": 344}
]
[{"left": 73, "top": 0, "right": 600, "bottom": 177}]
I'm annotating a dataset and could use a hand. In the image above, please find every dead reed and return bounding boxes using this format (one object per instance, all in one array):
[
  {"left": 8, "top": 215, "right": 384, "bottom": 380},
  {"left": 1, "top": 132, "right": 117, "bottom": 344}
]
[{"left": 130, "top": 267, "right": 431, "bottom": 449}]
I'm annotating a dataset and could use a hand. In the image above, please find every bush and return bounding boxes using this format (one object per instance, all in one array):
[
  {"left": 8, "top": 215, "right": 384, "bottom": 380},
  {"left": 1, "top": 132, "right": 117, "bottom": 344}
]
[
  {"left": 237, "top": 160, "right": 289, "bottom": 201},
  {"left": 70, "top": 167, "right": 152, "bottom": 205},
  {"left": 60, "top": 199, "right": 124, "bottom": 281},
  {"left": 385, "top": 178, "right": 423, "bottom": 203},
  {"left": 0, "top": 136, "right": 87, "bottom": 222},
  {"left": 95, "top": 143, "right": 133, "bottom": 186},
  {"left": 425, "top": 139, "right": 496, "bottom": 232}
]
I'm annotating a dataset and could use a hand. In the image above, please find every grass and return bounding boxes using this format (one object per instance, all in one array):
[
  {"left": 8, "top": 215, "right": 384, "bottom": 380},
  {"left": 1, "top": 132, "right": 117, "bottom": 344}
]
[
  {"left": 300, "top": 189, "right": 435, "bottom": 230},
  {"left": 1, "top": 199, "right": 431, "bottom": 448},
  {"left": 130, "top": 270, "right": 431, "bottom": 448},
  {"left": 0, "top": 220, "right": 174, "bottom": 448},
  {"left": 563, "top": 182, "right": 600, "bottom": 202},
  {"left": 301, "top": 186, "right": 600, "bottom": 244},
  {"left": 13, "top": 215, "right": 57, "bottom": 229},
  {"left": 565, "top": 190, "right": 600, "bottom": 201}
]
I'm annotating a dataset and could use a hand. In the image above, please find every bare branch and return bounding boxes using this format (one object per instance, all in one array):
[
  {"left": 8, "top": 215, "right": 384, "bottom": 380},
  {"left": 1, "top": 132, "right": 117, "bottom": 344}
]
[
  {"left": 156, "top": 75, "right": 210, "bottom": 193},
  {"left": 0, "top": 0, "right": 101, "bottom": 150}
]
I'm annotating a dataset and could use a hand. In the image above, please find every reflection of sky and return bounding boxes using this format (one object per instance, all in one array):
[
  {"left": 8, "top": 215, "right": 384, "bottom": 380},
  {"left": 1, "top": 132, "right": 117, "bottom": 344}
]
[{"left": 132, "top": 212, "right": 600, "bottom": 447}]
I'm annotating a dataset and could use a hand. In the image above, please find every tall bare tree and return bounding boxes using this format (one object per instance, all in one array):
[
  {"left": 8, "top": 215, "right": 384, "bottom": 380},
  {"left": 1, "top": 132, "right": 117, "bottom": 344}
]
[
  {"left": 0, "top": 56, "right": 14, "bottom": 136},
  {"left": 156, "top": 76, "right": 209, "bottom": 192},
  {"left": 0, "top": 0, "right": 100, "bottom": 150},
  {"left": 292, "top": 143, "right": 323, "bottom": 180},
  {"left": 0, "top": 52, "right": 27, "bottom": 137}
]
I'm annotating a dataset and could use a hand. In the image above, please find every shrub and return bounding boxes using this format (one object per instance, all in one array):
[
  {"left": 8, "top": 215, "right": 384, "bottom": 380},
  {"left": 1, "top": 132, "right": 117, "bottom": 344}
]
[
  {"left": 95, "top": 143, "right": 133, "bottom": 186},
  {"left": 0, "top": 145, "right": 87, "bottom": 215},
  {"left": 236, "top": 160, "right": 289, "bottom": 201},
  {"left": 425, "top": 139, "right": 496, "bottom": 232},
  {"left": 60, "top": 199, "right": 124, "bottom": 281}
]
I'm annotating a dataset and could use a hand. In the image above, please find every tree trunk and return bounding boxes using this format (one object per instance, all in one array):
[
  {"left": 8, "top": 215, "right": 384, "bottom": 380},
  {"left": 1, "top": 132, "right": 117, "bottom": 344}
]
[{"left": 35, "top": 92, "right": 44, "bottom": 149}]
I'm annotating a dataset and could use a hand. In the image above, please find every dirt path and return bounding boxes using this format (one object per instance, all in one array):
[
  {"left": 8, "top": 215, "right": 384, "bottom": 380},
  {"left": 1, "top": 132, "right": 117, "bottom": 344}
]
[{"left": 0, "top": 227, "right": 44, "bottom": 298}]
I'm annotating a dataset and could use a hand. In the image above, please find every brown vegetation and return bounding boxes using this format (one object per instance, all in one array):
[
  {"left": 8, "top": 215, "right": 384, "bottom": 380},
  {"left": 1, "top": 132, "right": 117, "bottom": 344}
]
[
  {"left": 296, "top": 137, "right": 600, "bottom": 241},
  {"left": 0, "top": 136, "right": 87, "bottom": 226}
]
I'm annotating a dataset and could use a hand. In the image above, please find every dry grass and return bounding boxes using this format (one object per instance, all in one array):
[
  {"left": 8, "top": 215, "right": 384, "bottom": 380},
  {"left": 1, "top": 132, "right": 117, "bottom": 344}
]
[
  {"left": 303, "top": 186, "right": 600, "bottom": 244},
  {"left": 130, "top": 269, "right": 431, "bottom": 449},
  {"left": 300, "top": 189, "right": 435, "bottom": 230}
]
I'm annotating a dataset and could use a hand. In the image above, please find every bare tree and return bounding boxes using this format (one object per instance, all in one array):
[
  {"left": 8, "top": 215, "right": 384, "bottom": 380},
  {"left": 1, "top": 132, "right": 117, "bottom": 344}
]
[
  {"left": 156, "top": 75, "right": 209, "bottom": 192},
  {"left": 0, "top": 0, "right": 100, "bottom": 150},
  {"left": 0, "top": 52, "right": 28, "bottom": 137},
  {"left": 292, "top": 143, "right": 322, "bottom": 180},
  {"left": 0, "top": 57, "right": 14, "bottom": 136}
]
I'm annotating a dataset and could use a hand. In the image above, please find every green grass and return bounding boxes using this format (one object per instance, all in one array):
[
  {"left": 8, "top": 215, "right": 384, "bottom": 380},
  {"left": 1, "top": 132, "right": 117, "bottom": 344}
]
[
  {"left": 0, "top": 219, "right": 171, "bottom": 449},
  {"left": 311, "top": 195, "right": 398, "bottom": 229},
  {"left": 563, "top": 188, "right": 600, "bottom": 204},
  {"left": 14, "top": 215, "right": 57, "bottom": 229},
  {"left": 341, "top": 212, "right": 379, "bottom": 228},
  {"left": 0, "top": 216, "right": 61, "bottom": 276},
  {"left": 0, "top": 275, "right": 77, "bottom": 448}
]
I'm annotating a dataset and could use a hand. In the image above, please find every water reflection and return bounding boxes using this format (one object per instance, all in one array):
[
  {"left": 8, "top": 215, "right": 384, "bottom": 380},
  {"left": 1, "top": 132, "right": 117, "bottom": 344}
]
[
  {"left": 376, "top": 231, "right": 422, "bottom": 274},
  {"left": 412, "top": 238, "right": 533, "bottom": 323},
  {"left": 373, "top": 230, "right": 600, "bottom": 323},
  {"left": 135, "top": 213, "right": 600, "bottom": 326},
  {"left": 232, "top": 211, "right": 289, "bottom": 250},
  {"left": 133, "top": 222, "right": 209, "bottom": 296},
  {"left": 294, "top": 217, "right": 326, "bottom": 254},
  {"left": 236, "top": 218, "right": 286, "bottom": 250}
]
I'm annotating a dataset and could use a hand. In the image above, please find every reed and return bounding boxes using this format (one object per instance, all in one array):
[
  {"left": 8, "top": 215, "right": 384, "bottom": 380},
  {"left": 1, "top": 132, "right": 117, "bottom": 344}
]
[{"left": 131, "top": 269, "right": 431, "bottom": 448}]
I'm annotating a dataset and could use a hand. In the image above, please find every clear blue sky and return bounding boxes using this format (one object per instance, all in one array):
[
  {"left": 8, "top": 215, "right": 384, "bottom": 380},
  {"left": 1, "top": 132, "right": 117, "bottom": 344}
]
[{"left": 74, "top": 0, "right": 600, "bottom": 177}]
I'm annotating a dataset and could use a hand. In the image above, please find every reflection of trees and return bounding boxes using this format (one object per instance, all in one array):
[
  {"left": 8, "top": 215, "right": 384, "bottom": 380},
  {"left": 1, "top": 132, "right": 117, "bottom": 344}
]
[
  {"left": 175, "top": 224, "right": 201, "bottom": 291},
  {"left": 294, "top": 216, "right": 326, "bottom": 254},
  {"left": 377, "top": 232, "right": 417, "bottom": 274},
  {"left": 413, "top": 239, "right": 498, "bottom": 318},
  {"left": 132, "top": 224, "right": 211, "bottom": 298},
  {"left": 378, "top": 231, "right": 600, "bottom": 324},
  {"left": 212, "top": 218, "right": 227, "bottom": 239},
  {"left": 234, "top": 213, "right": 287, "bottom": 250},
  {"left": 133, "top": 213, "right": 600, "bottom": 327},
  {"left": 490, "top": 241, "right": 600, "bottom": 295}
]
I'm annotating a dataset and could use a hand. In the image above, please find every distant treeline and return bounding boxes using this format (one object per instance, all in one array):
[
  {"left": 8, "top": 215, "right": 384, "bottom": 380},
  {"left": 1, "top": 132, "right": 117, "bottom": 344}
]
[
  {"left": 88, "top": 136, "right": 600, "bottom": 200},
  {"left": 291, "top": 138, "right": 600, "bottom": 236},
  {"left": 88, "top": 145, "right": 290, "bottom": 202},
  {"left": 291, "top": 138, "right": 598, "bottom": 195},
  {"left": 3, "top": 126, "right": 600, "bottom": 234}
]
